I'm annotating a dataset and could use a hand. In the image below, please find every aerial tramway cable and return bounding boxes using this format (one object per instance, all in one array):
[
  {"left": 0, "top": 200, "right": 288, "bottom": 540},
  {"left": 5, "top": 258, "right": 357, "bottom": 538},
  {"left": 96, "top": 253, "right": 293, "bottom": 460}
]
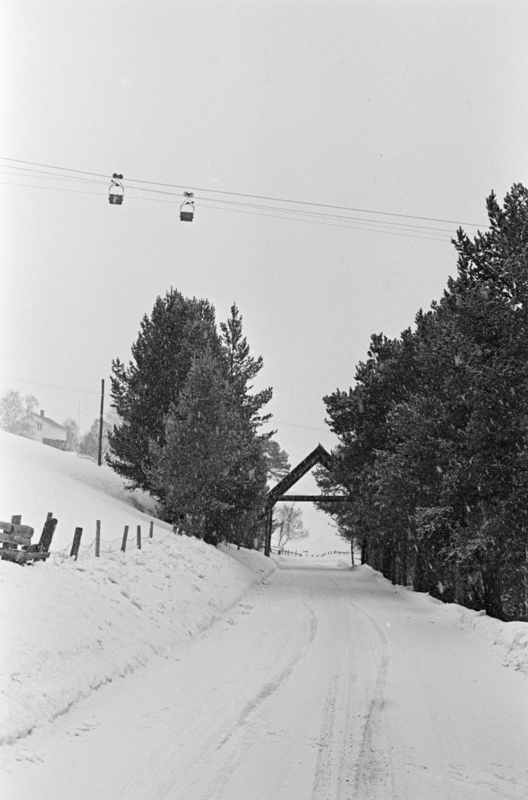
[{"left": 0, "top": 155, "right": 489, "bottom": 240}]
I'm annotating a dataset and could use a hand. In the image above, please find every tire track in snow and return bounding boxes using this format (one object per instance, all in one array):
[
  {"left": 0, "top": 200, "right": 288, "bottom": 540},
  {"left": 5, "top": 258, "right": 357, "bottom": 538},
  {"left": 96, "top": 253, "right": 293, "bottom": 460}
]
[
  {"left": 216, "top": 606, "right": 317, "bottom": 752},
  {"left": 114, "top": 598, "right": 318, "bottom": 800},
  {"left": 347, "top": 599, "right": 395, "bottom": 800},
  {"left": 186, "top": 599, "right": 319, "bottom": 800},
  {"left": 310, "top": 594, "right": 395, "bottom": 800},
  {"left": 310, "top": 672, "right": 343, "bottom": 799}
]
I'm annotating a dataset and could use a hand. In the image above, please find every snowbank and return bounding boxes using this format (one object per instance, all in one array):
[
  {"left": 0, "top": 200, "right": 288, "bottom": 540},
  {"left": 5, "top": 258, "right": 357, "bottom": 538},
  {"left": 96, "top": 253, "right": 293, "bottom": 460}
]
[
  {"left": 0, "top": 431, "right": 275, "bottom": 744},
  {"left": 361, "top": 564, "right": 528, "bottom": 677},
  {"left": 365, "top": 565, "right": 528, "bottom": 679},
  {"left": 0, "top": 533, "right": 275, "bottom": 744},
  {"left": 439, "top": 603, "right": 528, "bottom": 678}
]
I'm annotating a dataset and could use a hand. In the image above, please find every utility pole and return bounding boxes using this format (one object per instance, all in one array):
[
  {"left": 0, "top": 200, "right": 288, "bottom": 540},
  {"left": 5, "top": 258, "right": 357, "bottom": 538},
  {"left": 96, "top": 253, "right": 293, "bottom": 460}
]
[{"left": 97, "top": 378, "right": 104, "bottom": 466}]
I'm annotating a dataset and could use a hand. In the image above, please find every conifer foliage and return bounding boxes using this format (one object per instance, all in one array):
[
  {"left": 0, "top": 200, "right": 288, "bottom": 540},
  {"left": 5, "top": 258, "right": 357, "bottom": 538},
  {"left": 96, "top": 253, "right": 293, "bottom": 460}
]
[
  {"left": 318, "top": 185, "right": 528, "bottom": 620},
  {"left": 107, "top": 290, "right": 272, "bottom": 546},
  {"left": 107, "top": 289, "right": 221, "bottom": 493},
  {"left": 151, "top": 350, "right": 267, "bottom": 545}
]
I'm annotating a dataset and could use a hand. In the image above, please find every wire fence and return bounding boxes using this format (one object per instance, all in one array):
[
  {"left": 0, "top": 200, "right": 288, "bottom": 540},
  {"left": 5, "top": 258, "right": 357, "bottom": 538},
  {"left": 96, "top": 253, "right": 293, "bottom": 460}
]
[
  {"left": 4, "top": 511, "right": 353, "bottom": 565},
  {"left": 47, "top": 520, "right": 161, "bottom": 564},
  {"left": 270, "top": 546, "right": 351, "bottom": 558},
  {"left": 49, "top": 536, "right": 125, "bottom": 564}
]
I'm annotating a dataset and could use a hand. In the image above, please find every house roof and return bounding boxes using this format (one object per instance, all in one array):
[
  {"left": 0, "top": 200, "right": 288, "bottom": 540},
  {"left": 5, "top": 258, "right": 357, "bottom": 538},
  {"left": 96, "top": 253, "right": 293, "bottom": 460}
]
[{"left": 27, "top": 413, "right": 66, "bottom": 431}]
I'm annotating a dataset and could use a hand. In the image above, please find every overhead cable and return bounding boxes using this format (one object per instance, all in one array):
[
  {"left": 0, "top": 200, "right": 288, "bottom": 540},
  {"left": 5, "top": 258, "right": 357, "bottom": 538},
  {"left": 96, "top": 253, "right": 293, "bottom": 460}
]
[{"left": 0, "top": 156, "right": 489, "bottom": 229}]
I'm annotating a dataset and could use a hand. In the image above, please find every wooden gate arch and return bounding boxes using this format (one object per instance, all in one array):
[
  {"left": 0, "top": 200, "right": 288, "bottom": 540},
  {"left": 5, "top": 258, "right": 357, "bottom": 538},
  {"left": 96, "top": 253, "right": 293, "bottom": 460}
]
[{"left": 264, "top": 444, "right": 350, "bottom": 556}]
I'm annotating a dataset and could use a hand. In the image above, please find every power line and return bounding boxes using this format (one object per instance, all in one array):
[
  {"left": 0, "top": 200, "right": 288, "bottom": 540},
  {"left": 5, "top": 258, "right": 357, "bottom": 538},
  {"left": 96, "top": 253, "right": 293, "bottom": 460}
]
[
  {"left": 0, "top": 375, "right": 100, "bottom": 395},
  {"left": 14, "top": 158, "right": 449, "bottom": 235},
  {"left": 192, "top": 194, "right": 456, "bottom": 234},
  {"left": 0, "top": 179, "right": 450, "bottom": 242},
  {"left": 1, "top": 353, "right": 103, "bottom": 383},
  {"left": 0, "top": 155, "right": 489, "bottom": 229},
  {"left": 273, "top": 419, "right": 329, "bottom": 433},
  {"left": 0, "top": 165, "right": 106, "bottom": 186},
  {"left": 0, "top": 157, "right": 475, "bottom": 240},
  {"left": 201, "top": 202, "right": 449, "bottom": 242}
]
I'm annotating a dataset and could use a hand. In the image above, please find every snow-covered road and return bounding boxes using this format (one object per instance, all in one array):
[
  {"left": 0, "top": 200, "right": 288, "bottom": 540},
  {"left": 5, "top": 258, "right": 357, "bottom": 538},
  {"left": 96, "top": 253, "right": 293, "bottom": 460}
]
[{"left": 3, "top": 559, "right": 528, "bottom": 800}]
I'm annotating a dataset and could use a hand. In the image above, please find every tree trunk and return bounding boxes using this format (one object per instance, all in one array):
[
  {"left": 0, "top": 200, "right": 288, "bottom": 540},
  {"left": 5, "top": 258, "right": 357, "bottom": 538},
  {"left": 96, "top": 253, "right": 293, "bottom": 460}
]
[
  {"left": 401, "top": 530, "right": 408, "bottom": 587},
  {"left": 390, "top": 534, "right": 397, "bottom": 585},
  {"left": 524, "top": 543, "right": 528, "bottom": 622},
  {"left": 413, "top": 545, "right": 428, "bottom": 592},
  {"left": 361, "top": 537, "right": 368, "bottom": 564},
  {"left": 482, "top": 563, "right": 504, "bottom": 620}
]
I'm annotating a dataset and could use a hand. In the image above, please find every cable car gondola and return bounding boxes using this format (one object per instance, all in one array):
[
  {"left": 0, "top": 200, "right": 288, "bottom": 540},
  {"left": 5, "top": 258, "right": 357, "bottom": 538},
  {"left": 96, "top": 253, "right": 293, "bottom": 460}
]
[
  {"left": 180, "top": 191, "right": 195, "bottom": 222},
  {"left": 109, "top": 173, "right": 124, "bottom": 205}
]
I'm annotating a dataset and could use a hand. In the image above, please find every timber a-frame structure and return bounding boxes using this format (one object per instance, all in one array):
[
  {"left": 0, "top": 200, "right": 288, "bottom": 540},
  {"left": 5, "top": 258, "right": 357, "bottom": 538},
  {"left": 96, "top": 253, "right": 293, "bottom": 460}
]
[{"left": 264, "top": 444, "right": 350, "bottom": 556}]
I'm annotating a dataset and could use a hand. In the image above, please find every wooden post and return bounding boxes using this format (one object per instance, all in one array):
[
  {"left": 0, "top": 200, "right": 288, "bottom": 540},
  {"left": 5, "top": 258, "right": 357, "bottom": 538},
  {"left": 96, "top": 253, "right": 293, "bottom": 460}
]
[
  {"left": 97, "top": 378, "right": 105, "bottom": 467},
  {"left": 121, "top": 525, "right": 129, "bottom": 552},
  {"left": 137, "top": 525, "right": 141, "bottom": 550},
  {"left": 2, "top": 515, "right": 21, "bottom": 552},
  {"left": 149, "top": 521, "right": 153, "bottom": 539},
  {"left": 264, "top": 506, "right": 273, "bottom": 557},
  {"left": 70, "top": 528, "right": 83, "bottom": 560},
  {"left": 95, "top": 520, "right": 101, "bottom": 557},
  {"left": 38, "top": 512, "right": 57, "bottom": 553}
]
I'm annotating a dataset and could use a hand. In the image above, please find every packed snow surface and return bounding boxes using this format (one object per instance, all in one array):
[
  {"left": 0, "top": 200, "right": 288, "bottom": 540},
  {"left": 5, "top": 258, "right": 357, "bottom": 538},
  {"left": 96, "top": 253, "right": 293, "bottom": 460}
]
[{"left": 1, "top": 431, "right": 528, "bottom": 799}]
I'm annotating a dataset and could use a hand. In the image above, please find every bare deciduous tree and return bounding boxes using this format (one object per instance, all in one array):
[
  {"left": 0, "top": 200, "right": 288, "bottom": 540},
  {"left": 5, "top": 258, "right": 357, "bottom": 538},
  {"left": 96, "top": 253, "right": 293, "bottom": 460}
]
[
  {"left": 0, "top": 390, "right": 38, "bottom": 436},
  {"left": 274, "top": 502, "right": 309, "bottom": 550}
]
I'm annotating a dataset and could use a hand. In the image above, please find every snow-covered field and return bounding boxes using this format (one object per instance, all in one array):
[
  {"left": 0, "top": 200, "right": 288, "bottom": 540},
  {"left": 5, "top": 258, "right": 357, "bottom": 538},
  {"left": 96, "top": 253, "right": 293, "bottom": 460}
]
[{"left": 1, "top": 431, "right": 528, "bottom": 799}]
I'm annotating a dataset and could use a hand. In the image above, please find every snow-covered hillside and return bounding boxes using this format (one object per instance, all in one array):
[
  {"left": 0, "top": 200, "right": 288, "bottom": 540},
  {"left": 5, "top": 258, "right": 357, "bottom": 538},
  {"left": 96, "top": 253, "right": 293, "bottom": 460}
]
[
  {"left": 0, "top": 430, "right": 166, "bottom": 551},
  {"left": 0, "top": 432, "right": 275, "bottom": 743}
]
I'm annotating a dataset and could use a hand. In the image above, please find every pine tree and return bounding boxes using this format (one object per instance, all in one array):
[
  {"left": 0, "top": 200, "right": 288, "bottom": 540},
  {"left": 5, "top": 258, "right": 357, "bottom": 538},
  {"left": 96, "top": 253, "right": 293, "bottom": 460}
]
[
  {"left": 107, "top": 289, "right": 221, "bottom": 492},
  {"left": 318, "top": 184, "right": 528, "bottom": 619},
  {"left": 151, "top": 350, "right": 267, "bottom": 544},
  {"left": 262, "top": 438, "right": 291, "bottom": 482},
  {"left": 220, "top": 304, "right": 273, "bottom": 429}
]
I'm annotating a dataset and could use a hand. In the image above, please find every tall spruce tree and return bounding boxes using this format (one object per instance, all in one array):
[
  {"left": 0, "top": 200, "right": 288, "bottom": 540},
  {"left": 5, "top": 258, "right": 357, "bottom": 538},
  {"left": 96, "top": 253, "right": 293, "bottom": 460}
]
[
  {"left": 220, "top": 303, "right": 273, "bottom": 430},
  {"left": 151, "top": 349, "right": 267, "bottom": 544},
  {"left": 107, "top": 289, "right": 221, "bottom": 493}
]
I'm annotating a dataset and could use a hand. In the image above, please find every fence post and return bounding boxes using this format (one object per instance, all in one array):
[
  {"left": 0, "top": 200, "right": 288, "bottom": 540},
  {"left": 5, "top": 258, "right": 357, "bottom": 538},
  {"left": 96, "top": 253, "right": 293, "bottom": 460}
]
[
  {"left": 70, "top": 528, "right": 83, "bottom": 560},
  {"left": 121, "top": 525, "right": 129, "bottom": 553},
  {"left": 149, "top": 521, "right": 154, "bottom": 539},
  {"left": 137, "top": 525, "right": 142, "bottom": 550},
  {"left": 38, "top": 512, "right": 57, "bottom": 553},
  {"left": 95, "top": 520, "right": 101, "bottom": 557}
]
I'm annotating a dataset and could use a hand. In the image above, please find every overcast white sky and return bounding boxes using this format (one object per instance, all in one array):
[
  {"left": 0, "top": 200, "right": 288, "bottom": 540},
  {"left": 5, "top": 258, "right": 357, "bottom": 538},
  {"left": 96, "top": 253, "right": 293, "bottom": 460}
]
[{"left": 1, "top": 0, "right": 527, "bottom": 548}]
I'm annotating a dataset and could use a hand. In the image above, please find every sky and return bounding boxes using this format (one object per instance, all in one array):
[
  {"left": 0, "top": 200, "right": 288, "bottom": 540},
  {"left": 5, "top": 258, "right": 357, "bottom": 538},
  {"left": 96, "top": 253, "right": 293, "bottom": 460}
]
[{"left": 1, "top": 0, "right": 527, "bottom": 548}]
